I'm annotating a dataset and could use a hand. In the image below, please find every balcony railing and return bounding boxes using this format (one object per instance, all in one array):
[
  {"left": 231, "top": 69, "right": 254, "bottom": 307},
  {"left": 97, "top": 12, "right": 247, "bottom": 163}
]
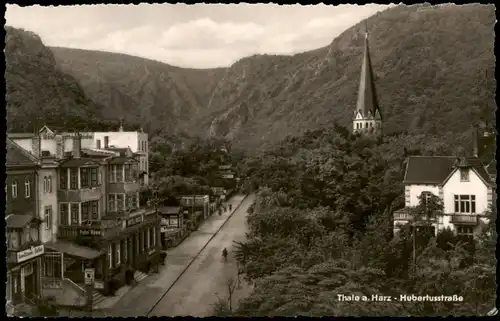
[
  {"left": 393, "top": 209, "right": 437, "bottom": 223},
  {"left": 450, "top": 214, "right": 478, "bottom": 225},
  {"left": 58, "top": 222, "right": 123, "bottom": 240},
  {"left": 58, "top": 211, "right": 158, "bottom": 240},
  {"left": 57, "top": 186, "right": 103, "bottom": 202}
]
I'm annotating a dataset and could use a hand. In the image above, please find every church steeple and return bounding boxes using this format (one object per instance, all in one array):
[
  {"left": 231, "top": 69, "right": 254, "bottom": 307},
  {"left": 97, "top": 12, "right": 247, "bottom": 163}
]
[{"left": 353, "top": 22, "right": 382, "bottom": 135}]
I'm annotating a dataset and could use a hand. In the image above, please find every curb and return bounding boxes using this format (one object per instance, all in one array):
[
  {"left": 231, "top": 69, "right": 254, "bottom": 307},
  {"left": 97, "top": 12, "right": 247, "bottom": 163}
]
[{"left": 145, "top": 194, "right": 250, "bottom": 316}]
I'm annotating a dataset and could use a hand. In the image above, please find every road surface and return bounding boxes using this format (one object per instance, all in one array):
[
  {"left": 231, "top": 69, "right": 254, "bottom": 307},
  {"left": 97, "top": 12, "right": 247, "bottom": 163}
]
[{"left": 106, "top": 194, "right": 255, "bottom": 317}]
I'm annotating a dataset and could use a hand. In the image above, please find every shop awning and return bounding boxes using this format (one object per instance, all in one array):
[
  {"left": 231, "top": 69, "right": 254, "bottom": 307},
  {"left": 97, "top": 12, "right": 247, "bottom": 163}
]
[
  {"left": 45, "top": 241, "right": 103, "bottom": 260},
  {"left": 6, "top": 214, "right": 35, "bottom": 228}
]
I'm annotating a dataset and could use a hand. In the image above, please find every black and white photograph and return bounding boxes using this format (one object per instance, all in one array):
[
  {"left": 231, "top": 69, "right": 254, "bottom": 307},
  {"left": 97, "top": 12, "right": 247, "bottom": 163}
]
[{"left": 4, "top": 3, "right": 497, "bottom": 317}]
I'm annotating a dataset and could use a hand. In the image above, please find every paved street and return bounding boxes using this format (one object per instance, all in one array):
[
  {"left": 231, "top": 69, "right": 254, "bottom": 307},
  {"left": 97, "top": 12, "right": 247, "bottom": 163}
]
[{"left": 105, "top": 194, "right": 255, "bottom": 317}]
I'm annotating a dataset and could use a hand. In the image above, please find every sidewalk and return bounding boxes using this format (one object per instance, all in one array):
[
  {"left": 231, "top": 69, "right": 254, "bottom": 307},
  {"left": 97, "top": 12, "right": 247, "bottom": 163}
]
[{"left": 101, "top": 194, "right": 249, "bottom": 316}]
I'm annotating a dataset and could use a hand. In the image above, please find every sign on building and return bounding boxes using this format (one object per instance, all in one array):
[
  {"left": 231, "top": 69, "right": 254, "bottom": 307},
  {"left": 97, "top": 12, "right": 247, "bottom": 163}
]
[
  {"left": 84, "top": 268, "right": 95, "bottom": 286},
  {"left": 79, "top": 229, "right": 102, "bottom": 237},
  {"left": 17, "top": 245, "right": 44, "bottom": 264}
]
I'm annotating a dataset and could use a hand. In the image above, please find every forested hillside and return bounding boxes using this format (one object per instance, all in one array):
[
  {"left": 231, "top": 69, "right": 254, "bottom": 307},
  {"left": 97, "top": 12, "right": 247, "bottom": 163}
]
[
  {"left": 7, "top": 4, "right": 495, "bottom": 151},
  {"left": 206, "top": 3, "right": 495, "bottom": 149},
  {"left": 4, "top": 26, "right": 121, "bottom": 132},
  {"left": 50, "top": 47, "right": 226, "bottom": 135}
]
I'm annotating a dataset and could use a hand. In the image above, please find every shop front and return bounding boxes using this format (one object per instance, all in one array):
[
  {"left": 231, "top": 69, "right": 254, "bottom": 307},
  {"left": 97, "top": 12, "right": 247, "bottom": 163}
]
[{"left": 7, "top": 244, "right": 45, "bottom": 305}]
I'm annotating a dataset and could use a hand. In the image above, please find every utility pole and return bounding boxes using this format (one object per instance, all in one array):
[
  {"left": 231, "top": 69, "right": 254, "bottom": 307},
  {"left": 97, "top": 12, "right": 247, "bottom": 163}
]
[{"left": 84, "top": 262, "right": 94, "bottom": 314}]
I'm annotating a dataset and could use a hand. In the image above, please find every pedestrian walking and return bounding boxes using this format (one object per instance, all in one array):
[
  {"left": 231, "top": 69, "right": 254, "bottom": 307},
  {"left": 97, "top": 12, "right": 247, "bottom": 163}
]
[{"left": 229, "top": 204, "right": 232, "bottom": 211}]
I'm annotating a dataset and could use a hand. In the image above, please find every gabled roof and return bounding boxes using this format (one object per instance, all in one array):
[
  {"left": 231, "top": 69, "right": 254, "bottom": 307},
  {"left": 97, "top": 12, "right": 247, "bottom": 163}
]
[
  {"left": 404, "top": 155, "right": 494, "bottom": 187},
  {"left": 39, "top": 125, "right": 54, "bottom": 135},
  {"left": 81, "top": 148, "right": 118, "bottom": 158},
  {"left": 486, "top": 159, "right": 497, "bottom": 176},
  {"left": 7, "top": 133, "right": 35, "bottom": 139},
  {"left": 106, "top": 147, "right": 133, "bottom": 157},
  {"left": 6, "top": 214, "right": 36, "bottom": 228},
  {"left": 404, "top": 156, "right": 456, "bottom": 185},
  {"left": 107, "top": 156, "right": 138, "bottom": 165},
  {"left": 6, "top": 138, "right": 38, "bottom": 167},
  {"left": 59, "top": 158, "right": 101, "bottom": 168}
]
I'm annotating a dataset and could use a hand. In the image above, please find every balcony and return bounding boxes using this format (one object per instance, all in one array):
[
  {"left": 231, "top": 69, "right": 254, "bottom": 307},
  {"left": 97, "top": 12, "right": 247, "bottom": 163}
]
[
  {"left": 58, "top": 186, "right": 103, "bottom": 202},
  {"left": 107, "top": 180, "right": 141, "bottom": 194},
  {"left": 450, "top": 214, "right": 478, "bottom": 225},
  {"left": 58, "top": 209, "right": 158, "bottom": 240},
  {"left": 393, "top": 208, "right": 437, "bottom": 224},
  {"left": 58, "top": 221, "right": 124, "bottom": 240},
  {"left": 7, "top": 241, "right": 44, "bottom": 264}
]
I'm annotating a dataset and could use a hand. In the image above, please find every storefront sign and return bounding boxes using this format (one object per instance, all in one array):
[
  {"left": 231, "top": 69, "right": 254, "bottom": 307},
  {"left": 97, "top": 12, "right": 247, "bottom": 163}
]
[
  {"left": 79, "top": 229, "right": 102, "bottom": 237},
  {"left": 17, "top": 245, "right": 44, "bottom": 263},
  {"left": 126, "top": 214, "right": 144, "bottom": 228}
]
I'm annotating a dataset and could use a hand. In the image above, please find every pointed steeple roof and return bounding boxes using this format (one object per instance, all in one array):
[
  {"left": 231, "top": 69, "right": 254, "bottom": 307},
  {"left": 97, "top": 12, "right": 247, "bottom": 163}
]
[{"left": 355, "top": 24, "right": 381, "bottom": 119}]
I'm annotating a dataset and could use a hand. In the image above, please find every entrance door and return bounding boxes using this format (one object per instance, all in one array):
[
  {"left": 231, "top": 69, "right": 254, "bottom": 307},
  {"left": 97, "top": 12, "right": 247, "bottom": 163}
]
[{"left": 23, "top": 263, "right": 36, "bottom": 300}]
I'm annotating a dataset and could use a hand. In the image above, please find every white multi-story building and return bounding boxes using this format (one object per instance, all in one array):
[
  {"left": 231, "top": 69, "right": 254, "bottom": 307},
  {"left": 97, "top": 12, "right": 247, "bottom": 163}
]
[
  {"left": 9, "top": 125, "right": 150, "bottom": 186},
  {"left": 394, "top": 155, "right": 496, "bottom": 237}
]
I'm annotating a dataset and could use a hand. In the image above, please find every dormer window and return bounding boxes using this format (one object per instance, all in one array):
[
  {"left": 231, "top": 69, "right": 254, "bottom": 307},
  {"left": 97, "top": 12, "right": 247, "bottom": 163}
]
[
  {"left": 24, "top": 178, "right": 31, "bottom": 198},
  {"left": 460, "top": 169, "right": 470, "bottom": 182},
  {"left": 12, "top": 180, "right": 18, "bottom": 198}
]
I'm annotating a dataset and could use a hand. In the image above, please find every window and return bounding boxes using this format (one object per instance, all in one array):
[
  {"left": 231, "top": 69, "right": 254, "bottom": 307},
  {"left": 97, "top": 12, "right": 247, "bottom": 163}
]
[
  {"left": 150, "top": 227, "right": 155, "bottom": 247},
  {"left": 81, "top": 202, "right": 90, "bottom": 222},
  {"left": 60, "top": 169, "right": 67, "bottom": 190},
  {"left": 123, "top": 239, "right": 128, "bottom": 263},
  {"left": 108, "top": 194, "right": 116, "bottom": 212},
  {"left": 108, "top": 245, "right": 113, "bottom": 269},
  {"left": 44, "top": 206, "right": 53, "bottom": 230},
  {"left": 454, "top": 195, "right": 476, "bottom": 213},
  {"left": 70, "top": 203, "right": 79, "bottom": 225},
  {"left": 70, "top": 168, "right": 78, "bottom": 190},
  {"left": 125, "top": 164, "right": 131, "bottom": 182},
  {"left": 117, "top": 194, "right": 124, "bottom": 212},
  {"left": 460, "top": 169, "right": 470, "bottom": 182},
  {"left": 12, "top": 180, "right": 18, "bottom": 198},
  {"left": 60, "top": 203, "right": 69, "bottom": 225},
  {"left": 132, "top": 163, "right": 138, "bottom": 180},
  {"left": 108, "top": 165, "right": 115, "bottom": 183},
  {"left": 116, "top": 165, "right": 124, "bottom": 182},
  {"left": 136, "top": 234, "right": 140, "bottom": 255},
  {"left": 24, "top": 178, "right": 31, "bottom": 198},
  {"left": 43, "top": 176, "right": 48, "bottom": 193},
  {"left": 91, "top": 200, "right": 99, "bottom": 220},
  {"left": 80, "top": 168, "right": 89, "bottom": 189},
  {"left": 142, "top": 231, "right": 146, "bottom": 251},
  {"left": 90, "top": 168, "right": 98, "bottom": 187},
  {"left": 7, "top": 230, "right": 19, "bottom": 249},
  {"left": 457, "top": 226, "right": 474, "bottom": 236},
  {"left": 131, "top": 193, "right": 138, "bottom": 209},
  {"left": 146, "top": 229, "right": 150, "bottom": 249},
  {"left": 48, "top": 176, "right": 52, "bottom": 193},
  {"left": 115, "top": 242, "right": 121, "bottom": 266},
  {"left": 152, "top": 227, "right": 156, "bottom": 246},
  {"left": 96, "top": 139, "right": 101, "bottom": 149}
]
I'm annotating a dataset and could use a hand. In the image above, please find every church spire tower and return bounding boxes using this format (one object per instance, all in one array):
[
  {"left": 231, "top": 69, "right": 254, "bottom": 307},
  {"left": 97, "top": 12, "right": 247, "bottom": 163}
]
[{"left": 353, "top": 22, "right": 382, "bottom": 136}]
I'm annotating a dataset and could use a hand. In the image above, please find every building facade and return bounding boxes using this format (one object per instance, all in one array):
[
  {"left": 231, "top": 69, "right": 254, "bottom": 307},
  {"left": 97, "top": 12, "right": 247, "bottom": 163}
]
[
  {"left": 41, "top": 134, "right": 160, "bottom": 294},
  {"left": 6, "top": 139, "right": 44, "bottom": 311},
  {"left": 393, "top": 155, "right": 495, "bottom": 237}
]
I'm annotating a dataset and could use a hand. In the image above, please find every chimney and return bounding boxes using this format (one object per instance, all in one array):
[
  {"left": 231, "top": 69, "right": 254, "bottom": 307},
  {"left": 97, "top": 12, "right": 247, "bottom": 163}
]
[
  {"left": 119, "top": 118, "right": 124, "bottom": 132},
  {"left": 31, "top": 134, "right": 41, "bottom": 159},
  {"left": 471, "top": 125, "right": 479, "bottom": 158},
  {"left": 55, "top": 134, "right": 64, "bottom": 160},
  {"left": 73, "top": 132, "right": 82, "bottom": 158},
  {"left": 104, "top": 136, "right": 109, "bottom": 149}
]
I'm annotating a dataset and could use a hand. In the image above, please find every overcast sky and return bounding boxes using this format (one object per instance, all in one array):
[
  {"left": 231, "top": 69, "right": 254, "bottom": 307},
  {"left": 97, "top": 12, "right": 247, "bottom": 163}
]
[{"left": 6, "top": 4, "right": 391, "bottom": 69}]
